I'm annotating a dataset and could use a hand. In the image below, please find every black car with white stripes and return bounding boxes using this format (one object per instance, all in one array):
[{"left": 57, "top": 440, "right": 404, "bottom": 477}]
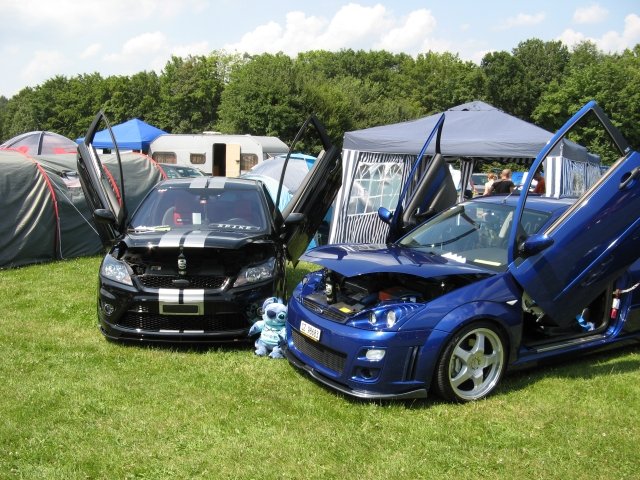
[{"left": 77, "top": 112, "right": 341, "bottom": 343}]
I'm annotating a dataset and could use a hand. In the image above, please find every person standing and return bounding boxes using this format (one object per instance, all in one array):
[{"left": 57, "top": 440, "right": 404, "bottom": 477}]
[
  {"left": 482, "top": 173, "right": 497, "bottom": 196},
  {"left": 487, "top": 169, "right": 515, "bottom": 194},
  {"left": 533, "top": 169, "right": 546, "bottom": 194}
]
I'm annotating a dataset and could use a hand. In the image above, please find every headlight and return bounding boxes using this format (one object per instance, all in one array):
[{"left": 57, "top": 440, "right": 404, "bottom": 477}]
[
  {"left": 234, "top": 258, "right": 276, "bottom": 287},
  {"left": 386, "top": 310, "right": 397, "bottom": 328},
  {"left": 101, "top": 255, "right": 133, "bottom": 286},
  {"left": 355, "top": 303, "right": 424, "bottom": 330}
]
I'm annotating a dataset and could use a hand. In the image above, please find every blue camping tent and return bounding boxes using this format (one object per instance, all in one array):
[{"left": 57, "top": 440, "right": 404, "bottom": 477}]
[{"left": 76, "top": 118, "right": 166, "bottom": 152}]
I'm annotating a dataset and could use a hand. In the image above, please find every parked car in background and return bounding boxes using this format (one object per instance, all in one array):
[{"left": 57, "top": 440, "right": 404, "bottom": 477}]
[
  {"left": 284, "top": 101, "right": 640, "bottom": 402},
  {"left": 77, "top": 112, "right": 342, "bottom": 343},
  {"left": 157, "top": 163, "right": 207, "bottom": 179},
  {"left": 471, "top": 172, "right": 489, "bottom": 195}
]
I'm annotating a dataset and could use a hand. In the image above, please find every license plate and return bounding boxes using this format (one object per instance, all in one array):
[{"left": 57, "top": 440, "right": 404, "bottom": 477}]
[{"left": 299, "top": 320, "right": 321, "bottom": 342}]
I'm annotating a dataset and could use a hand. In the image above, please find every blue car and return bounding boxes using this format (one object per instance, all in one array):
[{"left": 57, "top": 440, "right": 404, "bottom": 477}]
[{"left": 284, "top": 101, "right": 640, "bottom": 402}]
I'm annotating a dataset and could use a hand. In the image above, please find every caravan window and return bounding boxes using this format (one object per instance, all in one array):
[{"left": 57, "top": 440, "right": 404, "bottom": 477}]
[
  {"left": 152, "top": 151, "right": 177, "bottom": 164},
  {"left": 190, "top": 153, "right": 206, "bottom": 165},
  {"left": 241, "top": 153, "right": 259, "bottom": 171}
]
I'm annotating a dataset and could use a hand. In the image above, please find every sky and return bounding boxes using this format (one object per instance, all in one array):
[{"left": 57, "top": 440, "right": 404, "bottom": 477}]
[{"left": 0, "top": 0, "right": 638, "bottom": 98}]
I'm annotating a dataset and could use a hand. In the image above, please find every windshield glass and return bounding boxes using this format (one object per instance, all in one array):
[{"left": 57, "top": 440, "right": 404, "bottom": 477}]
[
  {"left": 398, "top": 202, "right": 551, "bottom": 271},
  {"left": 130, "top": 184, "right": 268, "bottom": 232}
]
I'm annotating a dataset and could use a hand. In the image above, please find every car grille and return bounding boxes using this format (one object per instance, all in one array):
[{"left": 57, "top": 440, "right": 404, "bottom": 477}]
[
  {"left": 117, "top": 312, "right": 246, "bottom": 332},
  {"left": 300, "top": 296, "right": 349, "bottom": 324},
  {"left": 138, "top": 274, "right": 228, "bottom": 289},
  {"left": 292, "top": 329, "right": 346, "bottom": 374}
]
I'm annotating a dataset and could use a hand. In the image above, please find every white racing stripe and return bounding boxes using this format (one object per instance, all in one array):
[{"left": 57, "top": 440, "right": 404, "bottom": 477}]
[
  {"left": 158, "top": 289, "right": 180, "bottom": 303},
  {"left": 159, "top": 232, "right": 184, "bottom": 248},
  {"left": 183, "top": 289, "right": 205, "bottom": 303},
  {"left": 183, "top": 231, "right": 209, "bottom": 248}
]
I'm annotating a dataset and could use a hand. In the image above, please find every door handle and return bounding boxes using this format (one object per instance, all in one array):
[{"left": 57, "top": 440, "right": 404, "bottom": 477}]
[{"left": 619, "top": 166, "right": 640, "bottom": 190}]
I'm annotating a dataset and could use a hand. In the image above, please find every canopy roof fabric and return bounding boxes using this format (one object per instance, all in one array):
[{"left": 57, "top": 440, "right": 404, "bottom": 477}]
[
  {"left": 344, "top": 101, "right": 553, "bottom": 160},
  {"left": 77, "top": 118, "right": 166, "bottom": 151},
  {"left": 0, "top": 131, "right": 77, "bottom": 155}
]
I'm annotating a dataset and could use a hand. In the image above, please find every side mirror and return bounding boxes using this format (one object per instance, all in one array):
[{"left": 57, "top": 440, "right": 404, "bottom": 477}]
[
  {"left": 94, "top": 208, "right": 116, "bottom": 225},
  {"left": 519, "top": 234, "right": 554, "bottom": 257},
  {"left": 378, "top": 207, "right": 393, "bottom": 224},
  {"left": 284, "top": 212, "right": 305, "bottom": 227}
]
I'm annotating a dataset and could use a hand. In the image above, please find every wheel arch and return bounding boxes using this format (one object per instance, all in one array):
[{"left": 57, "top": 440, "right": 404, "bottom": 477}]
[{"left": 430, "top": 301, "right": 521, "bottom": 366}]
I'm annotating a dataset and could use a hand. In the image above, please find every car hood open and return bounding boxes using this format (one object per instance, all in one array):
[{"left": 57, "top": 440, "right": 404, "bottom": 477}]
[{"left": 301, "top": 244, "right": 493, "bottom": 278}]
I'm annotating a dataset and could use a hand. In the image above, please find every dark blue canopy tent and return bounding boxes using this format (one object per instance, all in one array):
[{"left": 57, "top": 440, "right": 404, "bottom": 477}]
[{"left": 76, "top": 118, "right": 166, "bottom": 152}]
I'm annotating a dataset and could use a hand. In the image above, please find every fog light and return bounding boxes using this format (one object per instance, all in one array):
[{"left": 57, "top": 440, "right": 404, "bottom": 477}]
[
  {"left": 365, "top": 349, "right": 386, "bottom": 361},
  {"left": 103, "top": 303, "right": 115, "bottom": 316}
]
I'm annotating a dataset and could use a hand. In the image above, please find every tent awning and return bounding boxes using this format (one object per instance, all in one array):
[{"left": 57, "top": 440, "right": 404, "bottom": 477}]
[
  {"left": 343, "top": 101, "right": 553, "bottom": 159},
  {"left": 76, "top": 118, "right": 166, "bottom": 151}
]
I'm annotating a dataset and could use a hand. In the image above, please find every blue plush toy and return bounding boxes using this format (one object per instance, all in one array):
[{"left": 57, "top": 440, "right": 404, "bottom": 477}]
[{"left": 249, "top": 297, "right": 287, "bottom": 358}]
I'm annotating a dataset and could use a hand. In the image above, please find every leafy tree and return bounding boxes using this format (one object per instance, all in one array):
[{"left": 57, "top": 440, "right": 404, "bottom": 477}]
[
  {"left": 511, "top": 39, "right": 570, "bottom": 121},
  {"left": 403, "top": 51, "right": 484, "bottom": 115},
  {"left": 0, "top": 87, "right": 40, "bottom": 140},
  {"left": 216, "top": 53, "right": 304, "bottom": 141},
  {"left": 533, "top": 42, "right": 640, "bottom": 162},
  {"left": 102, "top": 72, "right": 161, "bottom": 127},
  {"left": 481, "top": 51, "right": 531, "bottom": 119},
  {"left": 157, "top": 54, "right": 226, "bottom": 133}
]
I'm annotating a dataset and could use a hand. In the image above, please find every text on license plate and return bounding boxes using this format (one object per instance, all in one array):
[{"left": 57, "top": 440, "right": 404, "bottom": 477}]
[{"left": 299, "top": 320, "right": 321, "bottom": 342}]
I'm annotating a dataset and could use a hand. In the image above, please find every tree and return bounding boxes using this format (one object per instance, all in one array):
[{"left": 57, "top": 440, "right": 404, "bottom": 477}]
[
  {"left": 216, "top": 53, "right": 304, "bottom": 140},
  {"left": 157, "top": 54, "right": 226, "bottom": 133},
  {"left": 481, "top": 51, "right": 531, "bottom": 119},
  {"left": 403, "top": 51, "right": 484, "bottom": 115},
  {"left": 533, "top": 42, "right": 640, "bottom": 160}
]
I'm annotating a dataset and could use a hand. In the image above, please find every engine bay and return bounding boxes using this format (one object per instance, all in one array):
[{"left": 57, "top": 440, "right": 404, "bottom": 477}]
[{"left": 304, "top": 269, "right": 486, "bottom": 320}]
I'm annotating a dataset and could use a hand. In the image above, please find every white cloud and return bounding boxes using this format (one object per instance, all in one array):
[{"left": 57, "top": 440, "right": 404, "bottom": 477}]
[
  {"left": 80, "top": 43, "right": 102, "bottom": 59},
  {"left": 557, "top": 28, "right": 587, "bottom": 48},
  {"left": 170, "top": 41, "right": 211, "bottom": 58},
  {"left": 558, "top": 13, "right": 640, "bottom": 52},
  {"left": 376, "top": 9, "right": 437, "bottom": 53},
  {"left": 573, "top": 4, "right": 608, "bottom": 24},
  {"left": 0, "top": 0, "right": 207, "bottom": 33},
  {"left": 21, "top": 50, "right": 69, "bottom": 84},
  {"left": 497, "top": 12, "right": 545, "bottom": 30},
  {"left": 104, "top": 32, "right": 168, "bottom": 63},
  {"left": 223, "top": 4, "right": 448, "bottom": 57}
]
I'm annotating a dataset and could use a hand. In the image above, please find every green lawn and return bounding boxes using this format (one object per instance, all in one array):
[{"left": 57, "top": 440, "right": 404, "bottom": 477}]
[{"left": 1, "top": 256, "right": 639, "bottom": 479}]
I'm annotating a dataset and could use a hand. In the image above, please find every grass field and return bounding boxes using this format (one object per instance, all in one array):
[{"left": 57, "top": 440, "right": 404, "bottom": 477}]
[{"left": 1, "top": 256, "right": 639, "bottom": 479}]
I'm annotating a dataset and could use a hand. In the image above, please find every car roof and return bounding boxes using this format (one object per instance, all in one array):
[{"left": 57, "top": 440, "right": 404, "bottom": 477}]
[
  {"left": 158, "top": 176, "right": 263, "bottom": 190},
  {"left": 469, "top": 193, "right": 574, "bottom": 214}
]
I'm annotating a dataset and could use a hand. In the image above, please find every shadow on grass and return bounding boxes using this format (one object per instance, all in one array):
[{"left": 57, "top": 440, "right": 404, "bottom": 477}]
[
  {"left": 497, "top": 343, "right": 640, "bottom": 395},
  {"left": 288, "top": 343, "right": 640, "bottom": 409},
  {"left": 105, "top": 336, "right": 254, "bottom": 354}
]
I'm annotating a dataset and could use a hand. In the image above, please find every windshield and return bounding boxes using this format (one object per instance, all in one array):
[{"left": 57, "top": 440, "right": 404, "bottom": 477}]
[
  {"left": 130, "top": 184, "right": 268, "bottom": 232},
  {"left": 398, "top": 202, "right": 551, "bottom": 271}
]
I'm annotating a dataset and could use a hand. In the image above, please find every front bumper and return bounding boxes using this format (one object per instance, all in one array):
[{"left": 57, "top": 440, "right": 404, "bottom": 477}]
[
  {"left": 98, "top": 277, "right": 276, "bottom": 344},
  {"left": 284, "top": 345, "right": 428, "bottom": 400},
  {"left": 285, "top": 297, "right": 443, "bottom": 400}
]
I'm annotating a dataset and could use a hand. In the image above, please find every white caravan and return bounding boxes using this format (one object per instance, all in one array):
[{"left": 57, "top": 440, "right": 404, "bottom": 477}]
[{"left": 148, "top": 133, "right": 289, "bottom": 176}]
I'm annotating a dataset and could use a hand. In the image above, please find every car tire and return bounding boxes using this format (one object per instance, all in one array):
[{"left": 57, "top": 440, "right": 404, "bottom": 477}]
[{"left": 433, "top": 321, "right": 506, "bottom": 402}]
